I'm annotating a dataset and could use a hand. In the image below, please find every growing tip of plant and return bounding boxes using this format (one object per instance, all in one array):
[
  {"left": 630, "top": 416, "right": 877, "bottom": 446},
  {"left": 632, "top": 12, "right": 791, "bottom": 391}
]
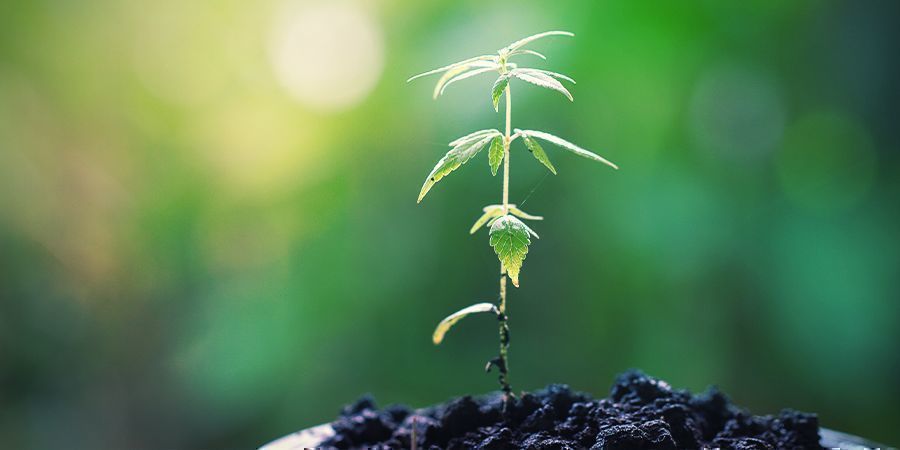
[{"left": 498, "top": 30, "right": 575, "bottom": 56}]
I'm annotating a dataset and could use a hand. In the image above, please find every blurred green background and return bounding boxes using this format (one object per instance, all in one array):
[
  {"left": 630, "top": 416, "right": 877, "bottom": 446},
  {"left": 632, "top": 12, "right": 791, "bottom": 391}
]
[{"left": 1, "top": 0, "right": 898, "bottom": 448}]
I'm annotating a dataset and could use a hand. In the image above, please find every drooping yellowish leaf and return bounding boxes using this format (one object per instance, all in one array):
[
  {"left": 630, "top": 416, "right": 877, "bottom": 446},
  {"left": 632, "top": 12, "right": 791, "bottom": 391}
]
[
  {"left": 509, "top": 206, "right": 543, "bottom": 221},
  {"left": 470, "top": 204, "right": 505, "bottom": 234},
  {"left": 433, "top": 303, "right": 497, "bottom": 344}
]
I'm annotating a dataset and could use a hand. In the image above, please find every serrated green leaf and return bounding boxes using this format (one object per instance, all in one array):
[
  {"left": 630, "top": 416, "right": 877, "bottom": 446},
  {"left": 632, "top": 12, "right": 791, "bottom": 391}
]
[
  {"left": 418, "top": 134, "right": 497, "bottom": 203},
  {"left": 489, "top": 215, "right": 537, "bottom": 287},
  {"left": 433, "top": 303, "right": 498, "bottom": 344},
  {"left": 492, "top": 76, "right": 509, "bottom": 112},
  {"left": 515, "top": 129, "right": 618, "bottom": 169},
  {"left": 498, "top": 31, "right": 574, "bottom": 55},
  {"left": 509, "top": 206, "right": 543, "bottom": 221},
  {"left": 470, "top": 204, "right": 505, "bottom": 234},
  {"left": 509, "top": 69, "right": 573, "bottom": 101},
  {"left": 522, "top": 135, "right": 557, "bottom": 175},
  {"left": 488, "top": 136, "right": 504, "bottom": 176}
]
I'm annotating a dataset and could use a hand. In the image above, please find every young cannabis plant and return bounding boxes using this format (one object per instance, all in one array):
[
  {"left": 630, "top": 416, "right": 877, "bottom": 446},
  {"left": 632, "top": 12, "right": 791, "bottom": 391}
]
[{"left": 409, "top": 31, "right": 617, "bottom": 402}]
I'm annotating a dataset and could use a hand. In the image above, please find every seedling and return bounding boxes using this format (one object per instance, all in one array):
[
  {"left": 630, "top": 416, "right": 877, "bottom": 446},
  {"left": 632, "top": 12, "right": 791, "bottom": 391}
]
[{"left": 409, "top": 31, "right": 617, "bottom": 403}]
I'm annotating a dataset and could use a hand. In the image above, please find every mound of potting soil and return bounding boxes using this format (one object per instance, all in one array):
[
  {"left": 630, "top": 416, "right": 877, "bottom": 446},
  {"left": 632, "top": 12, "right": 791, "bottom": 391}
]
[{"left": 321, "top": 370, "right": 822, "bottom": 449}]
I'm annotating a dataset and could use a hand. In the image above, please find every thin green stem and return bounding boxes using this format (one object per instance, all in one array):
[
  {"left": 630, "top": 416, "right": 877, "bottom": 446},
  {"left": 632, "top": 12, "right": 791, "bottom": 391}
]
[
  {"left": 497, "top": 85, "right": 513, "bottom": 406},
  {"left": 503, "top": 86, "right": 511, "bottom": 213}
]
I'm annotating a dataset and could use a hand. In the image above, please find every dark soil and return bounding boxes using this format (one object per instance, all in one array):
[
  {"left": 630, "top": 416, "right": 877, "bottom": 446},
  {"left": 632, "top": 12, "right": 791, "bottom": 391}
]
[{"left": 321, "top": 370, "right": 822, "bottom": 449}]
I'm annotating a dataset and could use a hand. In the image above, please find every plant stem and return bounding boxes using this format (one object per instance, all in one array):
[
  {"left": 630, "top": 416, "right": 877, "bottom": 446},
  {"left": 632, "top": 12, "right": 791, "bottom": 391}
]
[
  {"left": 503, "top": 86, "right": 511, "bottom": 213},
  {"left": 498, "top": 273, "right": 511, "bottom": 401},
  {"left": 497, "top": 85, "right": 513, "bottom": 405}
]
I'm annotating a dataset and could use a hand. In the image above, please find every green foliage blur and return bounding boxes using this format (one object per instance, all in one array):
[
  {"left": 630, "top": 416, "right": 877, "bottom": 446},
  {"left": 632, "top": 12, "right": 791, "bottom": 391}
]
[{"left": 1, "top": 0, "right": 898, "bottom": 448}]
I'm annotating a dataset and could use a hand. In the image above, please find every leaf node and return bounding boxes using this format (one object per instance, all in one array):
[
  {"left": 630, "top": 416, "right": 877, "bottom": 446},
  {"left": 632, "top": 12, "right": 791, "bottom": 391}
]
[{"left": 418, "top": 130, "right": 501, "bottom": 203}]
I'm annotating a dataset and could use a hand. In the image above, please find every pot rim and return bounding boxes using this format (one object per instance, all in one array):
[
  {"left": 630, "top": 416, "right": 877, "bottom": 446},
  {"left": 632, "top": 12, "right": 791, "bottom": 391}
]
[{"left": 259, "top": 424, "right": 892, "bottom": 450}]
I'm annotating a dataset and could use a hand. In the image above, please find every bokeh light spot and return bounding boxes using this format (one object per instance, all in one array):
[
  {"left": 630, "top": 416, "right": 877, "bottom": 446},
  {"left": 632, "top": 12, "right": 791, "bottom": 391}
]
[
  {"left": 269, "top": 1, "right": 384, "bottom": 112},
  {"left": 689, "top": 62, "right": 786, "bottom": 163},
  {"left": 193, "top": 99, "right": 320, "bottom": 197}
]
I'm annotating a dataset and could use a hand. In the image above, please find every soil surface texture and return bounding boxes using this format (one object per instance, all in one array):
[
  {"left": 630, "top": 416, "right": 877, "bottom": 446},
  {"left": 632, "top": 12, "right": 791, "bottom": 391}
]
[{"left": 321, "top": 370, "right": 822, "bottom": 449}]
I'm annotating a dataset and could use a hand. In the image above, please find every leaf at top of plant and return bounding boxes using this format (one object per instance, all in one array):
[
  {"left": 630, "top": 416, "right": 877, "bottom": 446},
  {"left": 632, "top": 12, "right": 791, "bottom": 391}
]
[
  {"left": 509, "top": 206, "right": 543, "bottom": 221},
  {"left": 489, "top": 215, "right": 537, "bottom": 287},
  {"left": 437, "top": 66, "right": 497, "bottom": 98},
  {"left": 518, "top": 68, "right": 575, "bottom": 84},
  {"left": 431, "top": 65, "right": 469, "bottom": 99},
  {"left": 522, "top": 135, "right": 557, "bottom": 175},
  {"left": 470, "top": 204, "right": 505, "bottom": 234},
  {"left": 407, "top": 55, "right": 498, "bottom": 82},
  {"left": 492, "top": 76, "right": 509, "bottom": 112},
  {"left": 515, "top": 129, "right": 618, "bottom": 169},
  {"left": 488, "top": 136, "right": 504, "bottom": 176},
  {"left": 510, "top": 49, "right": 547, "bottom": 60},
  {"left": 418, "top": 133, "right": 499, "bottom": 203},
  {"left": 498, "top": 30, "right": 574, "bottom": 55},
  {"left": 432, "top": 302, "right": 498, "bottom": 345},
  {"left": 508, "top": 69, "right": 573, "bottom": 101}
]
